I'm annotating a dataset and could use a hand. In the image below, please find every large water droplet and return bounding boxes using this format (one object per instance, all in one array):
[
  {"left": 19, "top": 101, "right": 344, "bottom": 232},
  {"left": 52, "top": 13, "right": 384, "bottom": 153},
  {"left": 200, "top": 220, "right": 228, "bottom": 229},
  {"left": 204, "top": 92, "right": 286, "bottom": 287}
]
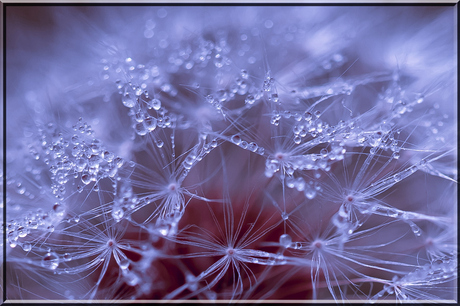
[
  {"left": 42, "top": 252, "right": 59, "bottom": 270},
  {"left": 119, "top": 258, "right": 130, "bottom": 270},
  {"left": 149, "top": 98, "right": 162, "bottom": 110},
  {"left": 143, "top": 116, "right": 157, "bottom": 131},
  {"left": 112, "top": 206, "right": 124, "bottom": 222},
  {"left": 245, "top": 95, "right": 255, "bottom": 105},
  {"left": 231, "top": 135, "right": 241, "bottom": 145},
  {"left": 122, "top": 93, "right": 136, "bottom": 108},
  {"left": 279, "top": 234, "right": 292, "bottom": 248},
  {"left": 22, "top": 242, "right": 32, "bottom": 252},
  {"left": 134, "top": 122, "right": 148, "bottom": 136}
]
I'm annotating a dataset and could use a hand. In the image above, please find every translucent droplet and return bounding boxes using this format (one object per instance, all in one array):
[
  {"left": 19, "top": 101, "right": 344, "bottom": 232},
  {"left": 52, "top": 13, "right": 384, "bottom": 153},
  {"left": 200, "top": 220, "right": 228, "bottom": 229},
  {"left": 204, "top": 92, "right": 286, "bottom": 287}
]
[
  {"left": 386, "top": 209, "right": 398, "bottom": 218},
  {"left": 22, "top": 242, "right": 32, "bottom": 252},
  {"left": 125, "top": 271, "right": 140, "bottom": 286},
  {"left": 16, "top": 183, "right": 26, "bottom": 195},
  {"left": 156, "top": 139, "right": 164, "bottom": 148},
  {"left": 112, "top": 206, "right": 124, "bottom": 222},
  {"left": 410, "top": 222, "right": 422, "bottom": 236},
  {"left": 281, "top": 212, "right": 289, "bottom": 220},
  {"left": 42, "top": 252, "right": 59, "bottom": 270},
  {"left": 134, "top": 111, "right": 144, "bottom": 123},
  {"left": 305, "top": 188, "right": 316, "bottom": 200},
  {"left": 394, "top": 103, "right": 406, "bottom": 115},
  {"left": 119, "top": 258, "right": 130, "bottom": 270},
  {"left": 53, "top": 204, "right": 65, "bottom": 217},
  {"left": 81, "top": 174, "right": 91, "bottom": 185},
  {"left": 143, "top": 116, "right": 157, "bottom": 131},
  {"left": 134, "top": 122, "right": 148, "bottom": 136},
  {"left": 294, "top": 136, "right": 301, "bottom": 144},
  {"left": 247, "top": 142, "right": 258, "bottom": 152},
  {"left": 279, "top": 234, "right": 292, "bottom": 248},
  {"left": 149, "top": 98, "right": 162, "bottom": 110},
  {"left": 17, "top": 226, "right": 27, "bottom": 238},
  {"left": 270, "top": 93, "right": 279, "bottom": 103},
  {"left": 63, "top": 253, "right": 72, "bottom": 261},
  {"left": 231, "top": 135, "right": 241, "bottom": 145},
  {"left": 103, "top": 151, "right": 114, "bottom": 162},
  {"left": 416, "top": 96, "right": 424, "bottom": 104},
  {"left": 245, "top": 95, "right": 255, "bottom": 105},
  {"left": 122, "top": 93, "right": 136, "bottom": 108},
  {"left": 257, "top": 147, "right": 265, "bottom": 156},
  {"left": 214, "top": 54, "right": 224, "bottom": 68},
  {"left": 419, "top": 159, "right": 427, "bottom": 168},
  {"left": 184, "top": 61, "right": 194, "bottom": 69}
]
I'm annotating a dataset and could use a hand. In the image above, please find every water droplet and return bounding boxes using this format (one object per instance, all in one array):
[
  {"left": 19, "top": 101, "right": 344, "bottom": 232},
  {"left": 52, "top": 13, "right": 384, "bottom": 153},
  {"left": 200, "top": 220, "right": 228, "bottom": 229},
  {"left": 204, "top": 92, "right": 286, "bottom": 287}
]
[
  {"left": 304, "top": 111, "right": 313, "bottom": 121},
  {"left": 305, "top": 188, "right": 316, "bottom": 200},
  {"left": 125, "top": 271, "right": 140, "bottom": 286},
  {"left": 102, "top": 151, "right": 114, "bottom": 162},
  {"left": 245, "top": 95, "right": 255, "bottom": 105},
  {"left": 247, "top": 142, "right": 258, "bottom": 152},
  {"left": 250, "top": 146, "right": 262, "bottom": 156},
  {"left": 143, "top": 116, "right": 157, "bottom": 131},
  {"left": 63, "top": 253, "right": 72, "bottom": 261},
  {"left": 184, "top": 61, "right": 194, "bottom": 69},
  {"left": 81, "top": 174, "right": 91, "bottom": 185},
  {"left": 134, "top": 122, "right": 148, "bottom": 136},
  {"left": 134, "top": 111, "right": 144, "bottom": 123},
  {"left": 231, "top": 135, "right": 241, "bottom": 145},
  {"left": 75, "top": 158, "right": 87, "bottom": 172},
  {"left": 42, "top": 252, "right": 59, "bottom": 270},
  {"left": 149, "top": 98, "right": 162, "bottom": 110},
  {"left": 156, "top": 139, "right": 164, "bottom": 148},
  {"left": 393, "top": 102, "right": 406, "bottom": 115},
  {"left": 122, "top": 93, "right": 136, "bottom": 108},
  {"left": 22, "top": 242, "right": 32, "bottom": 252},
  {"left": 119, "top": 258, "right": 130, "bottom": 270},
  {"left": 112, "top": 206, "right": 124, "bottom": 222},
  {"left": 53, "top": 204, "right": 65, "bottom": 217},
  {"left": 386, "top": 209, "right": 398, "bottom": 218},
  {"left": 279, "top": 234, "right": 292, "bottom": 248},
  {"left": 16, "top": 183, "right": 26, "bottom": 195},
  {"left": 409, "top": 222, "right": 422, "bottom": 236},
  {"left": 214, "top": 54, "right": 224, "bottom": 68},
  {"left": 294, "top": 136, "right": 301, "bottom": 144}
]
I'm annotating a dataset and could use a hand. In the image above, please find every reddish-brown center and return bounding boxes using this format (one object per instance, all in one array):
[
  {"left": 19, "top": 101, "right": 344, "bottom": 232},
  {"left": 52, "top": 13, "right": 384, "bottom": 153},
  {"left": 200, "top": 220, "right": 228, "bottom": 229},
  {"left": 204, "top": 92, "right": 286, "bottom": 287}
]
[{"left": 275, "top": 153, "right": 285, "bottom": 160}]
